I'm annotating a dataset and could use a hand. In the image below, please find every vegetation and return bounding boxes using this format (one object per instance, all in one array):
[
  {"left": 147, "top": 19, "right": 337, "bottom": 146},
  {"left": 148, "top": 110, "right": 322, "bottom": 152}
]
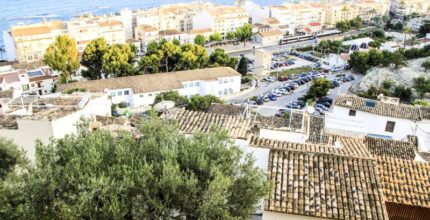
[
  {"left": 422, "top": 59, "right": 430, "bottom": 72},
  {"left": 304, "top": 78, "right": 332, "bottom": 100},
  {"left": 235, "top": 23, "right": 253, "bottom": 41},
  {"left": 413, "top": 99, "right": 429, "bottom": 106},
  {"left": 0, "top": 118, "right": 269, "bottom": 219},
  {"left": 270, "top": 66, "right": 316, "bottom": 77},
  {"left": 102, "top": 44, "right": 136, "bottom": 77},
  {"left": 0, "top": 138, "right": 26, "bottom": 180},
  {"left": 194, "top": 34, "right": 206, "bottom": 46},
  {"left": 208, "top": 48, "right": 239, "bottom": 69},
  {"left": 237, "top": 56, "right": 248, "bottom": 76},
  {"left": 413, "top": 77, "right": 430, "bottom": 97},
  {"left": 209, "top": 32, "right": 223, "bottom": 42},
  {"left": 349, "top": 49, "right": 407, "bottom": 74},
  {"left": 335, "top": 17, "right": 363, "bottom": 32},
  {"left": 226, "top": 32, "right": 236, "bottom": 40},
  {"left": 418, "top": 20, "right": 430, "bottom": 37},
  {"left": 80, "top": 38, "right": 109, "bottom": 79},
  {"left": 315, "top": 40, "right": 348, "bottom": 55},
  {"left": 43, "top": 35, "right": 79, "bottom": 83},
  {"left": 154, "top": 91, "right": 224, "bottom": 111},
  {"left": 64, "top": 88, "right": 87, "bottom": 94},
  {"left": 358, "top": 80, "right": 412, "bottom": 102}
]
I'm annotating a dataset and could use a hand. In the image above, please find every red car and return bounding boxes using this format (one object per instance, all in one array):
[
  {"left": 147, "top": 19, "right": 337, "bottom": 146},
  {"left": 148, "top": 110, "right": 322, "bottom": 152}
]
[{"left": 278, "top": 76, "right": 288, "bottom": 81}]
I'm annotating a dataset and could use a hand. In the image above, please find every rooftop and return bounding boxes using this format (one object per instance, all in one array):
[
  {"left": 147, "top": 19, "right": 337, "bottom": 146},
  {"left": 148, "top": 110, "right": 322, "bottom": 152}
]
[
  {"left": 58, "top": 67, "right": 241, "bottom": 94},
  {"left": 377, "top": 156, "right": 430, "bottom": 208},
  {"left": 187, "top": 28, "right": 213, "bottom": 35},
  {"left": 11, "top": 21, "right": 66, "bottom": 37},
  {"left": 364, "top": 136, "right": 417, "bottom": 160},
  {"left": 257, "top": 29, "right": 284, "bottom": 37},
  {"left": 207, "top": 103, "right": 246, "bottom": 116},
  {"left": 136, "top": 24, "right": 158, "bottom": 32},
  {"left": 334, "top": 95, "right": 430, "bottom": 121},
  {"left": 159, "top": 29, "right": 182, "bottom": 36}
]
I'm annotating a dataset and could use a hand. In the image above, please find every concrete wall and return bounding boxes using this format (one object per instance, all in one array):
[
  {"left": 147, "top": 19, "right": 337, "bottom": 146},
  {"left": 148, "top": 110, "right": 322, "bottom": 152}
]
[
  {"left": 192, "top": 11, "right": 214, "bottom": 31},
  {"left": 263, "top": 211, "right": 327, "bottom": 220},
  {"left": 2, "top": 30, "right": 16, "bottom": 61},
  {"left": 260, "top": 129, "right": 307, "bottom": 143}
]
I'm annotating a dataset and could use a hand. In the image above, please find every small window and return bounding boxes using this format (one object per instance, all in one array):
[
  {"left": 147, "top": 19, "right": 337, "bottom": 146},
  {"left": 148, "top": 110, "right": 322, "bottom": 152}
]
[
  {"left": 148, "top": 93, "right": 153, "bottom": 97},
  {"left": 218, "top": 90, "right": 222, "bottom": 96},
  {"left": 124, "top": 90, "right": 130, "bottom": 95},
  {"left": 223, "top": 79, "right": 228, "bottom": 83},
  {"left": 110, "top": 92, "right": 116, "bottom": 97},
  {"left": 117, "top": 91, "right": 123, "bottom": 96},
  {"left": 223, "top": 88, "right": 228, "bottom": 95},
  {"left": 219, "top": 80, "right": 222, "bottom": 84},
  {"left": 229, "top": 88, "right": 233, "bottom": 94},
  {"left": 349, "top": 110, "right": 356, "bottom": 116},
  {"left": 183, "top": 83, "right": 188, "bottom": 88},
  {"left": 229, "top": 78, "right": 234, "bottom": 83},
  {"left": 385, "top": 121, "right": 395, "bottom": 132},
  {"left": 195, "top": 82, "right": 200, "bottom": 87},
  {"left": 365, "top": 100, "right": 376, "bottom": 108},
  {"left": 139, "top": 94, "right": 144, "bottom": 98}
]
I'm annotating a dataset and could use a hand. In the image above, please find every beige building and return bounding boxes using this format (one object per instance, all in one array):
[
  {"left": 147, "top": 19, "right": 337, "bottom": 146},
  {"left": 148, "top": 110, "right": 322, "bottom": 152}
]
[
  {"left": 193, "top": 6, "right": 249, "bottom": 36},
  {"left": 5, "top": 21, "right": 67, "bottom": 63},
  {"left": 390, "top": 0, "right": 430, "bottom": 16},
  {"left": 134, "top": 24, "right": 159, "bottom": 50},
  {"left": 352, "top": 0, "right": 390, "bottom": 22},
  {"left": 253, "top": 49, "right": 272, "bottom": 76},
  {"left": 67, "top": 16, "right": 126, "bottom": 52},
  {"left": 253, "top": 30, "right": 284, "bottom": 46},
  {"left": 323, "top": 2, "right": 359, "bottom": 27},
  {"left": 185, "top": 28, "right": 213, "bottom": 44}
]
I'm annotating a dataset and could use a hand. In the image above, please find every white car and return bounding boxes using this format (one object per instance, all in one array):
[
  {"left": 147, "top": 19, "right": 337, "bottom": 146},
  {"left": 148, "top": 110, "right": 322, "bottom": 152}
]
[
  {"left": 272, "top": 91, "right": 283, "bottom": 97},
  {"left": 277, "top": 88, "right": 288, "bottom": 95},
  {"left": 264, "top": 76, "right": 276, "bottom": 82}
]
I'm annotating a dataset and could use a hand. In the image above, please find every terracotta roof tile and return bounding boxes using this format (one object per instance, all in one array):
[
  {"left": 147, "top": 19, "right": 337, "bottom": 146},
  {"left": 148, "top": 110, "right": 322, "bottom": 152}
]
[
  {"left": 257, "top": 29, "right": 284, "bottom": 37},
  {"left": 418, "top": 152, "right": 430, "bottom": 162},
  {"left": 335, "top": 95, "right": 421, "bottom": 121},
  {"left": 58, "top": 67, "right": 241, "bottom": 94},
  {"left": 365, "top": 137, "right": 417, "bottom": 160},
  {"left": 376, "top": 156, "right": 430, "bottom": 208},
  {"left": 207, "top": 103, "right": 245, "bottom": 116}
]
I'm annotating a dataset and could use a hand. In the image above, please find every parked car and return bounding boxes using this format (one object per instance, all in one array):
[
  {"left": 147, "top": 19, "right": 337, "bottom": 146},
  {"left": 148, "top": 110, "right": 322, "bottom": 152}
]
[
  {"left": 290, "top": 83, "right": 299, "bottom": 89},
  {"left": 315, "top": 104, "right": 329, "bottom": 111},
  {"left": 247, "top": 100, "right": 257, "bottom": 105},
  {"left": 273, "top": 91, "right": 283, "bottom": 97},
  {"left": 321, "top": 96, "right": 333, "bottom": 104},
  {"left": 264, "top": 76, "right": 276, "bottom": 82},
  {"left": 262, "top": 95, "right": 270, "bottom": 102},
  {"left": 348, "top": 75, "right": 355, "bottom": 80},
  {"left": 278, "top": 76, "right": 288, "bottom": 81},
  {"left": 332, "top": 80, "right": 340, "bottom": 87},
  {"left": 268, "top": 94, "right": 277, "bottom": 101},
  {"left": 316, "top": 100, "right": 331, "bottom": 108}
]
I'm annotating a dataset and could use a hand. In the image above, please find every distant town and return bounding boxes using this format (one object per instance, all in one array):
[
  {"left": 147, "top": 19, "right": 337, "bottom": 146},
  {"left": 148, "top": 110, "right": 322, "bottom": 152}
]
[{"left": 0, "top": 0, "right": 430, "bottom": 219}]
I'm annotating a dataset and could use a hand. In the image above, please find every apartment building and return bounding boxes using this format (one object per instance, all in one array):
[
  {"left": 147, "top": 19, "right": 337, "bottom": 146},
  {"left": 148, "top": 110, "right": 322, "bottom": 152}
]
[
  {"left": 3, "top": 21, "right": 67, "bottom": 63},
  {"left": 58, "top": 67, "right": 241, "bottom": 107},
  {"left": 134, "top": 24, "right": 159, "bottom": 50},
  {"left": 323, "top": 2, "right": 359, "bottom": 27},
  {"left": 353, "top": 0, "right": 390, "bottom": 22},
  {"left": 186, "top": 28, "right": 213, "bottom": 44},
  {"left": 390, "top": 0, "right": 429, "bottom": 17},
  {"left": 67, "top": 16, "right": 126, "bottom": 52},
  {"left": 193, "top": 6, "right": 249, "bottom": 36}
]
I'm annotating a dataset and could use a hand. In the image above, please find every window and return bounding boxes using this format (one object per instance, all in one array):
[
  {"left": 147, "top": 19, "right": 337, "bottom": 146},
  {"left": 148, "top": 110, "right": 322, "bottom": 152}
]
[
  {"left": 139, "top": 94, "right": 144, "bottom": 98},
  {"left": 110, "top": 92, "right": 116, "bottom": 97},
  {"left": 218, "top": 90, "right": 222, "bottom": 96},
  {"left": 184, "top": 83, "right": 188, "bottom": 88},
  {"left": 229, "top": 88, "right": 233, "bottom": 94},
  {"left": 229, "top": 78, "right": 234, "bottom": 83},
  {"left": 148, "top": 93, "right": 153, "bottom": 97},
  {"left": 219, "top": 80, "right": 222, "bottom": 84},
  {"left": 223, "top": 79, "right": 228, "bottom": 83},
  {"left": 349, "top": 110, "right": 356, "bottom": 116},
  {"left": 124, "top": 90, "right": 129, "bottom": 95},
  {"left": 223, "top": 88, "right": 228, "bottom": 95},
  {"left": 195, "top": 82, "right": 200, "bottom": 87},
  {"left": 385, "top": 121, "right": 395, "bottom": 132},
  {"left": 365, "top": 100, "right": 376, "bottom": 108},
  {"left": 117, "top": 91, "right": 123, "bottom": 96}
]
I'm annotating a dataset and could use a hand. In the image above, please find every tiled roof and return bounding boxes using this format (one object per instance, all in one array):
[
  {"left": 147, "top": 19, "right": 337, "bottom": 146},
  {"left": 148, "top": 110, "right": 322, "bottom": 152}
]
[
  {"left": 365, "top": 137, "right": 417, "bottom": 160},
  {"left": 99, "top": 20, "right": 123, "bottom": 27},
  {"left": 257, "top": 29, "right": 284, "bottom": 37},
  {"left": 11, "top": 21, "right": 65, "bottom": 37},
  {"left": 207, "top": 103, "right": 245, "bottom": 116},
  {"left": 187, "top": 28, "right": 212, "bottom": 35},
  {"left": 249, "top": 135, "right": 372, "bottom": 158},
  {"left": 418, "top": 152, "right": 430, "bottom": 162},
  {"left": 255, "top": 113, "right": 303, "bottom": 131},
  {"left": 335, "top": 95, "right": 421, "bottom": 120},
  {"left": 58, "top": 67, "right": 240, "bottom": 94},
  {"left": 162, "top": 108, "right": 252, "bottom": 139},
  {"left": 136, "top": 24, "right": 158, "bottom": 32},
  {"left": 266, "top": 149, "right": 388, "bottom": 219},
  {"left": 376, "top": 156, "right": 430, "bottom": 208},
  {"left": 159, "top": 29, "right": 182, "bottom": 36}
]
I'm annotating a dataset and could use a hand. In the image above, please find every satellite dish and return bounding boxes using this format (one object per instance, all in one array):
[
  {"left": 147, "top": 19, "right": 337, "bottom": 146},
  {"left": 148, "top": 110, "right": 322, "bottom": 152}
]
[{"left": 307, "top": 106, "right": 315, "bottom": 114}]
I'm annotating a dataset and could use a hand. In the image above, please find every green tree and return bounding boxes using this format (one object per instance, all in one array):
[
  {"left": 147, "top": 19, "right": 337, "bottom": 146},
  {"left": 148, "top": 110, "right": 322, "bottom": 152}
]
[
  {"left": 422, "top": 59, "right": 430, "bottom": 72},
  {"left": 381, "top": 50, "right": 394, "bottom": 67},
  {"left": 391, "top": 51, "right": 407, "bottom": 69},
  {"left": 102, "top": 44, "right": 135, "bottom": 77},
  {"left": 235, "top": 23, "right": 252, "bottom": 41},
  {"left": 188, "top": 95, "right": 224, "bottom": 111},
  {"left": 393, "top": 85, "right": 412, "bottom": 101},
  {"left": 194, "top": 34, "right": 206, "bottom": 46},
  {"left": 172, "top": 38, "right": 181, "bottom": 46},
  {"left": 80, "top": 38, "right": 108, "bottom": 80},
  {"left": 176, "top": 43, "right": 209, "bottom": 71},
  {"left": 394, "top": 22, "right": 403, "bottom": 31},
  {"left": 237, "top": 56, "right": 248, "bottom": 76},
  {"left": 349, "top": 51, "right": 370, "bottom": 74},
  {"left": 154, "top": 91, "right": 189, "bottom": 107},
  {"left": 367, "top": 49, "right": 384, "bottom": 67},
  {"left": 414, "top": 77, "right": 430, "bottom": 97},
  {"left": 208, "top": 48, "right": 238, "bottom": 69},
  {"left": 0, "top": 118, "right": 269, "bottom": 219},
  {"left": 0, "top": 138, "right": 26, "bottom": 180},
  {"left": 43, "top": 35, "right": 79, "bottom": 83},
  {"left": 159, "top": 41, "right": 181, "bottom": 72},
  {"left": 226, "top": 32, "right": 236, "bottom": 40},
  {"left": 336, "top": 21, "right": 351, "bottom": 32},
  {"left": 305, "top": 78, "right": 332, "bottom": 100},
  {"left": 209, "top": 32, "right": 223, "bottom": 42}
]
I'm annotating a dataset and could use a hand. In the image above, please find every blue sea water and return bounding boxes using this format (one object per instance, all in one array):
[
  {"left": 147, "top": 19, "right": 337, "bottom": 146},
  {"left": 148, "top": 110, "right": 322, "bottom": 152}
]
[{"left": 0, "top": 0, "right": 284, "bottom": 47}]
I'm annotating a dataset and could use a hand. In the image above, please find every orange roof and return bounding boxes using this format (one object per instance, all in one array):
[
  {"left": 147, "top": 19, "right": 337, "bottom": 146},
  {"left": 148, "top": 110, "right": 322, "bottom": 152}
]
[
  {"left": 11, "top": 21, "right": 65, "bottom": 37},
  {"left": 99, "top": 20, "right": 123, "bottom": 27},
  {"left": 137, "top": 24, "right": 158, "bottom": 32},
  {"left": 187, "top": 28, "right": 212, "bottom": 35},
  {"left": 308, "top": 22, "right": 321, "bottom": 26},
  {"left": 265, "top": 17, "right": 280, "bottom": 25},
  {"left": 257, "top": 29, "right": 283, "bottom": 37}
]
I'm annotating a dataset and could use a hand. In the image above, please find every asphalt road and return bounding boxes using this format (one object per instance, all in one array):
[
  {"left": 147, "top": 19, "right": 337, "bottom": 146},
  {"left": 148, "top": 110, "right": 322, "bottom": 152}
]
[{"left": 227, "top": 72, "right": 361, "bottom": 117}]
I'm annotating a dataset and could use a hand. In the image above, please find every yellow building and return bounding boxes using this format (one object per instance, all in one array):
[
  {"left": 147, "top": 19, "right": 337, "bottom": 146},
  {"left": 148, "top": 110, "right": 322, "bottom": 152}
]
[
  {"left": 272, "top": 3, "right": 326, "bottom": 34},
  {"left": 8, "top": 21, "right": 67, "bottom": 63},
  {"left": 67, "top": 16, "right": 126, "bottom": 52},
  {"left": 323, "top": 2, "right": 359, "bottom": 27},
  {"left": 352, "top": 0, "right": 390, "bottom": 22}
]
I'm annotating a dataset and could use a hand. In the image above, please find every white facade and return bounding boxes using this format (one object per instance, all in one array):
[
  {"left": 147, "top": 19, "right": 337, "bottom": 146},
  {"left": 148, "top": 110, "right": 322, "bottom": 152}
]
[
  {"left": 0, "top": 94, "right": 111, "bottom": 160},
  {"left": 2, "top": 30, "right": 16, "bottom": 61},
  {"left": 406, "top": 16, "right": 430, "bottom": 32},
  {"left": 120, "top": 9, "right": 133, "bottom": 39},
  {"left": 243, "top": 1, "right": 270, "bottom": 24}
]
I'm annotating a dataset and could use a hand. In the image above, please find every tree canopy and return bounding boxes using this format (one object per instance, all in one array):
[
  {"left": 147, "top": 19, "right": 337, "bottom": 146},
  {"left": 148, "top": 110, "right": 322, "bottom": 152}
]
[
  {"left": 209, "top": 32, "right": 223, "bottom": 42},
  {"left": 208, "top": 48, "right": 238, "bottom": 69},
  {"left": 43, "top": 35, "right": 79, "bottom": 83},
  {"left": 0, "top": 118, "right": 268, "bottom": 219},
  {"left": 102, "top": 44, "right": 136, "bottom": 77},
  {"left": 194, "top": 34, "right": 206, "bottom": 46},
  {"left": 235, "top": 23, "right": 252, "bottom": 41},
  {"left": 305, "top": 78, "right": 332, "bottom": 100},
  {"left": 80, "top": 38, "right": 109, "bottom": 79},
  {"left": 237, "top": 56, "right": 248, "bottom": 76},
  {"left": 154, "top": 91, "right": 224, "bottom": 111},
  {"left": 0, "top": 138, "right": 26, "bottom": 180}
]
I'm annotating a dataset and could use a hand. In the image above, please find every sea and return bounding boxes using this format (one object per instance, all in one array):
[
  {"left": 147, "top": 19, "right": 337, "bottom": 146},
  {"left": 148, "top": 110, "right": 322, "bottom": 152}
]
[{"left": 0, "top": 0, "right": 286, "bottom": 47}]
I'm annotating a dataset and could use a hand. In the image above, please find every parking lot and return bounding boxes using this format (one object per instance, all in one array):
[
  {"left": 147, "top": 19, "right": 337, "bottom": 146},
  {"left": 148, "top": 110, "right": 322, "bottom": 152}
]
[{"left": 227, "top": 72, "right": 360, "bottom": 117}]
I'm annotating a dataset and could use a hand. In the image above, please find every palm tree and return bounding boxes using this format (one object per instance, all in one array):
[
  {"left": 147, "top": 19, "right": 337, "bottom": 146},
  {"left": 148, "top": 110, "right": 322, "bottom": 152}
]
[{"left": 403, "top": 26, "right": 411, "bottom": 48}]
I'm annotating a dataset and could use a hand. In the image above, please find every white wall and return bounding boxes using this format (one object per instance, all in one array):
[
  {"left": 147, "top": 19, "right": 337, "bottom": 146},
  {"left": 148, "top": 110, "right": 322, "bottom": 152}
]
[
  {"left": 263, "top": 211, "right": 327, "bottom": 220},
  {"left": 260, "top": 129, "right": 307, "bottom": 143},
  {"left": 2, "top": 31, "right": 16, "bottom": 61},
  {"left": 192, "top": 11, "right": 214, "bottom": 31},
  {"left": 326, "top": 106, "right": 416, "bottom": 140}
]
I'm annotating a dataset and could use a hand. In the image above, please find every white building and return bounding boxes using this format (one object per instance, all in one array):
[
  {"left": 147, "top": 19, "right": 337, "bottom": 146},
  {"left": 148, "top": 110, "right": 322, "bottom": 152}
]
[
  {"left": 134, "top": 24, "right": 159, "bottom": 51},
  {"left": 326, "top": 94, "right": 430, "bottom": 152},
  {"left": 406, "top": 16, "right": 430, "bottom": 32},
  {"left": 342, "top": 37, "right": 374, "bottom": 53},
  {"left": 253, "top": 49, "right": 272, "bottom": 77},
  {"left": 0, "top": 93, "right": 111, "bottom": 160},
  {"left": 326, "top": 53, "right": 350, "bottom": 71},
  {"left": 159, "top": 29, "right": 187, "bottom": 44},
  {"left": 243, "top": 1, "right": 270, "bottom": 24},
  {"left": 58, "top": 67, "right": 242, "bottom": 108},
  {"left": 253, "top": 29, "right": 284, "bottom": 46},
  {"left": 192, "top": 6, "right": 249, "bottom": 36}
]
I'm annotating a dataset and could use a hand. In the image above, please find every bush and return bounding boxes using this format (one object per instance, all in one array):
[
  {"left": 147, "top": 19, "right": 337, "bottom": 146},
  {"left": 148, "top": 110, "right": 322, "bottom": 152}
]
[
  {"left": 241, "top": 75, "right": 253, "bottom": 84},
  {"left": 413, "top": 99, "right": 429, "bottom": 106},
  {"left": 118, "top": 102, "right": 128, "bottom": 108},
  {"left": 64, "top": 88, "right": 86, "bottom": 94}
]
